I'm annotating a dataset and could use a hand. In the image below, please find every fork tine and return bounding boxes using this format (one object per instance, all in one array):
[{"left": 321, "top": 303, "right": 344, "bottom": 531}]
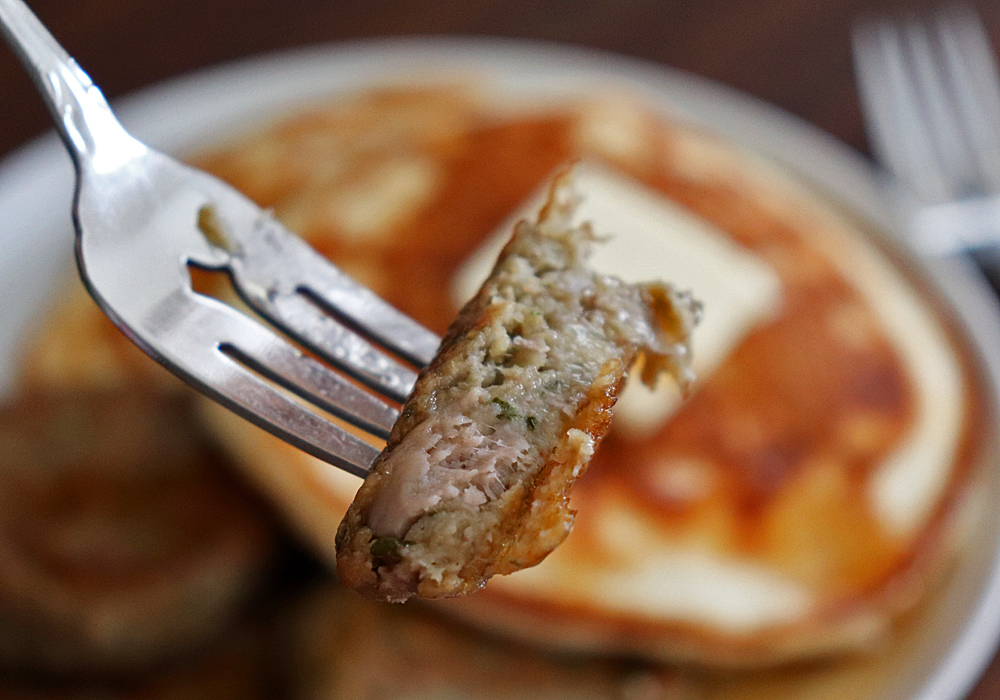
[
  {"left": 935, "top": 6, "right": 1000, "bottom": 194},
  {"left": 290, "top": 242, "right": 442, "bottom": 367},
  {"left": 853, "top": 19, "right": 954, "bottom": 203},
  {"left": 213, "top": 364, "right": 379, "bottom": 479},
  {"left": 209, "top": 364, "right": 382, "bottom": 478},
  {"left": 213, "top": 208, "right": 437, "bottom": 403},
  {"left": 903, "top": 15, "right": 980, "bottom": 200},
  {"left": 854, "top": 7, "right": 1000, "bottom": 205},
  {"left": 107, "top": 283, "right": 388, "bottom": 475},
  {"left": 219, "top": 336, "right": 398, "bottom": 439},
  {"left": 238, "top": 282, "right": 421, "bottom": 405}
]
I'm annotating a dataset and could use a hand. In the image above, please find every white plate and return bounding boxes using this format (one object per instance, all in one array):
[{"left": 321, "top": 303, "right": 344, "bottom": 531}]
[{"left": 2, "top": 37, "right": 1000, "bottom": 700}]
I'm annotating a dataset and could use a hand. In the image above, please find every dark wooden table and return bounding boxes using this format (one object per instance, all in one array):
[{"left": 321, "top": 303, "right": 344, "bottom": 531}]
[{"left": 2, "top": 0, "right": 1000, "bottom": 697}]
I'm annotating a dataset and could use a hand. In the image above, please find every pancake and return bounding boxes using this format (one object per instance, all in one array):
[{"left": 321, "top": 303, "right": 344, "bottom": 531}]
[
  {"left": 0, "top": 388, "right": 277, "bottom": 676},
  {"left": 288, "top": 582, "right": 695, "bottom": 700},
  {"left": 175, "top": 86, "right": 982, "bottom": 665},
  {"left": 186, "top": 83, "right": 985, "bottom": 667}
]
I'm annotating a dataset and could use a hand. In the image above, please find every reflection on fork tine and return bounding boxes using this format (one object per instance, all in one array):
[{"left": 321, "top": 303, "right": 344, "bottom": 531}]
[{"left": 221, "top": 210, "right": 436, "bottom": 403}]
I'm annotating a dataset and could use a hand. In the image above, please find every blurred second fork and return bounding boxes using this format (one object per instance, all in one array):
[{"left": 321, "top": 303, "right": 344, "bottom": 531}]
[{"left": 853, "top": 5, "right": 1000, "bottom": 271}]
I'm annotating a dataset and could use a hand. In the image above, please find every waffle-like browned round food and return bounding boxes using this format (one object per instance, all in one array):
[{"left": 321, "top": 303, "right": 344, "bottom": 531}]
[
  {"left": 0, "top": 619, "right": 277, "bottom": 700},
  {"left": 0, "top": 388, "right": 277, "bottom": 676},
  {"left": 288, "top": 582, "right": 696, "bottom": 700}
]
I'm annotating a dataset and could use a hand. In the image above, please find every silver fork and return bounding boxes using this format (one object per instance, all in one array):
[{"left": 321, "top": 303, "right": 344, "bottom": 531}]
[
  {"left": 0, "top": 0, "right": 441, "bottom": 477},
  {"left": 852, "top": 6, "right": 1000, "bottom": 266}
]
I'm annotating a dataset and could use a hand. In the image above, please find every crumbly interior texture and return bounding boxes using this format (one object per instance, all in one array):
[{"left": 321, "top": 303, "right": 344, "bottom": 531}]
[{"left": 335, "top": 172, "right": 699, "bottom": 602}]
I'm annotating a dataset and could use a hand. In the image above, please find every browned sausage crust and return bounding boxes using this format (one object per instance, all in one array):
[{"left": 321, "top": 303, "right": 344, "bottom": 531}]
[{"left": 335, "top": 172, "right": 699, "bottom": 602}]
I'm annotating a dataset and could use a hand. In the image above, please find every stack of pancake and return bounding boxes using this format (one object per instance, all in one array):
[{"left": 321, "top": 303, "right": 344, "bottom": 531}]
[
  {"left": 0, "top": 82, "right": 985, "bottom": 697},
  {"left": 193, "top": 85, "right": 984, "bottom": 666}
]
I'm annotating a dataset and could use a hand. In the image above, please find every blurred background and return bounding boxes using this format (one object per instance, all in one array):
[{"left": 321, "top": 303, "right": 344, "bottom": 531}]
[
  {"left": 0, "top": 0, "right": 997, "bottom": 161},
  {"left": 2, "top": 0, "right": 1000, "bottom": 698}
]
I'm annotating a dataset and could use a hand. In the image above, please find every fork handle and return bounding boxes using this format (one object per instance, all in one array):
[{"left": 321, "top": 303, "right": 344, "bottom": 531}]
[{"left": 0, "top": 0, "right": 134, "bottom": 167}]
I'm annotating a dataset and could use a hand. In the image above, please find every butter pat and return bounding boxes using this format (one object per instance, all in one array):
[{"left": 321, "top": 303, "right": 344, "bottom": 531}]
[{"left": 452, "top": 163, "right": 783, "bottom": 437}]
